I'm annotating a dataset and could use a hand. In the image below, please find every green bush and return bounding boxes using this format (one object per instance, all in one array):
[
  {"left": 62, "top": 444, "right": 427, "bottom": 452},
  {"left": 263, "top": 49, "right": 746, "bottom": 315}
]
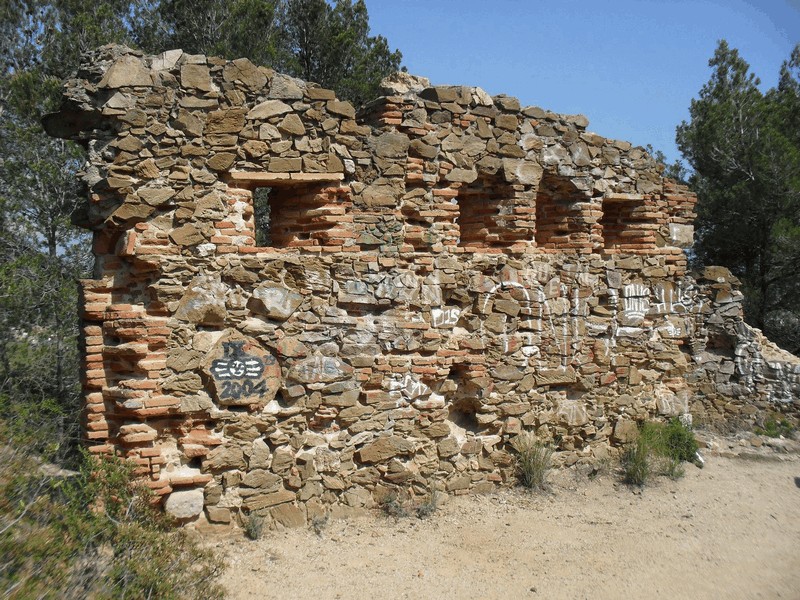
[
  {"left": 622, "top": 439, "right": 651, "bottom": 486},
  {"left": 755, "top": 416, "right": 795, "bottom": 438},
  {"left": 0, "top": 438, "right": 225, "bottom": 599},
  {"left": 622, "top": 419, "right": 698, "bottom": 485},
  {"left": 641, "top": 418, "right": 699, "bottom": 463},
  {"left": 511, "top": 432, "right": 552, "bottom": 491}
]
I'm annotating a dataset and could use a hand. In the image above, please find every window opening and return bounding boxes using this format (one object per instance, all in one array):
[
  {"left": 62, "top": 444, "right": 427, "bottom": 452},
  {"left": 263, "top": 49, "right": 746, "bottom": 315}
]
[
  {"left": 457, "top": 173, "right": 528, "bottom": 249},
  {"left": 600, "top": 194, "right": 657, "bottom": 251},
  {"left": 227, "top": 172, "right": 347, "bottom": 249},
  {"left": 535, "top": 171, "right": 592, "bottom": 249}
]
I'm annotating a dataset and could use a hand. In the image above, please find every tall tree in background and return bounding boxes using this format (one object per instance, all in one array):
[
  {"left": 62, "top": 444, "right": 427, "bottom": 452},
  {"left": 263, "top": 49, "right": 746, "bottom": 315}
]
[
  {"left": 281, "top": 0, "right": 402, "bottom": 105},
  {"left": 0, "top": 0, "right": 132, "bottom": 450},
  {"left": 134, "top": 0, "right": 286, "bottom": 69},
  {"left": 677, "top": 40, "right": 800, "bottom": 353},
  {"left": 135, "top": 0, "right": 402, "bottom": 106},
  {"left": 0, "top": 0, "right": 402, "bottom": 450}
]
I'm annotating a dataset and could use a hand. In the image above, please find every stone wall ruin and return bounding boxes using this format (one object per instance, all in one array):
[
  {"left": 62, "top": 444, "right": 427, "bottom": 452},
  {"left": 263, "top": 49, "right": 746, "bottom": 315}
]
[{"left": 46, "top": 45, "right": 800, "bottom": 526}]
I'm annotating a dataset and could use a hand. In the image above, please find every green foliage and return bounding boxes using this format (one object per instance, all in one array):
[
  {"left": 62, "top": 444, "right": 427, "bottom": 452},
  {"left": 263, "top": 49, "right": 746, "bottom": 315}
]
[
  {"left": 134, "top": 0, "right": 402, "bottom": 106},
  {"left": 280, "top": 0, "right": 402, "bottom": 106},
  {"left": 755, "top": 416, "right": 795, "bottom": 438},
  {"left": 137, "top": 0, "right": 285, "bottom": 68},
  {"left": 640, "top": 419, "right": 699, "bottom": 463},
  {"left": 622, "top": 419, "right": 699, "bottom": 486},
  {"left": 511, "top": 432, "right": 552, "bottom": 491},
  {"left": 0, "top": 439, "right": 225, "bottom": 599},
  {"left": 677, "top": 40, "right": 800, "bottom": 353},
  {"left": 621, "top": 439, "right": 651, "bottom": 486},
  {"left": 645, "top": 144, "right": 689, "bottom": 184}
]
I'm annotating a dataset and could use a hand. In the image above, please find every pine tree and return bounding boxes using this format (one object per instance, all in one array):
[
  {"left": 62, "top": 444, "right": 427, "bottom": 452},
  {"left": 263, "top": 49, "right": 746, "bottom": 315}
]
[{"left": 677, "top": 41, "right": 800, "bottom": 352}]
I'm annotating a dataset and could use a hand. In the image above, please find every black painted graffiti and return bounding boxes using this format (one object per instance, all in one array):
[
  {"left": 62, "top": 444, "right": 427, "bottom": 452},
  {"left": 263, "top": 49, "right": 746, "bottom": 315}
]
[
  {"left": 220, "top": 379, "right": 267, "bottom": 399},
  {"left": 211, "top": 341, "right": 268, "bottom": 400}
]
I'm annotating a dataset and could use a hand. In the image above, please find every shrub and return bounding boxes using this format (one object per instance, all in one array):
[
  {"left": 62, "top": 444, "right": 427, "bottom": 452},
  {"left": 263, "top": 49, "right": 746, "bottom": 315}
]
[
  {"left": 415, "top": 483, "right": 439, "bottom": 519},
  {"left": 755, "top": 416, "right": 795, "bottom": 438},
  {"left": 622, "top": 418, "right": 699, "bottom": 485},
  {"left": 310, "top": 514, "right": 328, "bottom": 536},
  {"left": 511, "top": 432, "right": 552, "bottom": 491},
  {"left": 244, "top": 514, "right": 264, "bottom": 540},
  {"left": 0, "top": 437, "right": 225, "bottom": 599},
  {"left": 379, "top": 492, "right": 409, "bottom": 519},
  {"left": 622, "top": 439, "right": 651, "bottom": 486},
  {"left": 641, "top": 418, "right": 699, "bottom": 463}
]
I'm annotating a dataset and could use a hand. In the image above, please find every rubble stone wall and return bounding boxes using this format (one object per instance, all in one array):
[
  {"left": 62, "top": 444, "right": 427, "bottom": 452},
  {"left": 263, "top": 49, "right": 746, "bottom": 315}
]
[{"left": 47, "top": 45, "right": 800, "bottom": 526}]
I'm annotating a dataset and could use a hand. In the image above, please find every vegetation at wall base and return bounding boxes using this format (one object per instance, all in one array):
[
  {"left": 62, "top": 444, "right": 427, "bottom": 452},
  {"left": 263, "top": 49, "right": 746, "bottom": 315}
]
[
  {"left": 379, "top": 491, "right": 410, "bottom": 520},
  {"left": 622, "top": 419, "right": 700, "bottom": 486},
  {"left": 622, "top": 439, "right": 652, "bottom": 486},
  {"left": 414, "top": 483, "right": 439, "bottom": 519},
  {"left": 754, "top": 416, "right": 796, "bottom": 438},
  {"left": 0, "top": 431, "right": 225, "bottom": 599},
  {"left": 244, "top": 514, "right": 265, "bottom": 541},
  {"left": 511, "top": 432, "right": 553, "bottom": 491}
]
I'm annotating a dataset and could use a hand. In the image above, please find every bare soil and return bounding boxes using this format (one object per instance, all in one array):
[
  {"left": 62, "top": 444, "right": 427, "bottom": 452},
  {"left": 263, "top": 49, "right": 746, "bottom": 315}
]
[{"left": 214, "top": 453, "right": 800, "bottom": 600}]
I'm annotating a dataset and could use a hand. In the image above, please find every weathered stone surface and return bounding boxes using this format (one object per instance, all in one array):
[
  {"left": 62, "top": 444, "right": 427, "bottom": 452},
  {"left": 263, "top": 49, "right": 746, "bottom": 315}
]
[
  {"left": 137, "top": 187, "right": 175, "bottom": 206},
  {"left": 223, "top": 58, "right": 268, "bottom": 89},
  {"left": 152, "top": 49, "right": 183, "bottom": 71},
  {"left": 270, "top": 73, "right": 304, "bottom": 99},
  {"left": 175, "top": 275, "right": 227, "bottom": 324},
  {"left": 326, "top": 100, "right": 356, "bottom": 118},
  {"left": 180, "top": 64, "right": 212, "bottom": 91},
  {"left": 48, "top": 45, "right": 800, "bottom": 524},
  {"left": 269, "top": 157, "right": 302, "bottom": 172},
  {"left": 206, "top": 109, "right": 246, "bottom": 134},
  {"left": 169, "top": 223, "right": 206, "bottom": 246},
  {"left": 207, "top": 152, "right": 236, "bottom": 171},
  {"left": 271, "top": 503, "right": 306, "bottom": 527},
  {"left": 205, "top": 445, "right": 246, "bottom": 471},
  {"left": 206, "top": 506, "right": 232, "bottom": 523},
  {"left": 242, "top": 469, "right": 282, "bottom": 489},
  {"left": 374, "top": 132, "right": 410, "bottom": 158},
  {"left": 247, "top": 99, "right": 292, "bottom": 119},
  {"left": 357, "top": 435, "right": 414, "bottom": 463},
  {"left": 99, "top": 55, "right": 152, "bottom": 88},
  {"left": 612, "top": 420, "right": 638, "bottom": 444},
  {"left": 248, "top": 284, "right": 303, "bottom": 320},
  {"left": 446, "top": 168, "right": 478, "bottom": 183},
  {"left": 409, "top": 139, "right": 439, "bottom": 159},
  {"left": 288, "top": 355, "right": 353, "bottom": 384},
  {"left": 174, "top": 108, "right": 204, "bottom": 136},
  {"left": 243, "top": 488, "right": 296, "bottom": 511},
  {"left": 278, "top": 113, "right": 306, "bottom": 135},
  {"left": 165, "top": 489, "right": 204, "bottom": 520}
]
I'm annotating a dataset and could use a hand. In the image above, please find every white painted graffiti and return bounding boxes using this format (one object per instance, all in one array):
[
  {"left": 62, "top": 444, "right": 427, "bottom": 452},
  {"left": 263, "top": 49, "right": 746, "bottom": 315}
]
[
  {"left": 389, "top": 373, "right": 431, "bottom": 400},
  {"left": 431, "top": 307, "right": 461, "bottom": 328}
]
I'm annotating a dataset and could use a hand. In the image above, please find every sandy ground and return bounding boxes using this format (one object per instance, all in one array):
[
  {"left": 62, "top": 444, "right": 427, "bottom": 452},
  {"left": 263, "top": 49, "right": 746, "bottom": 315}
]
[{"left": 213, "top": 453, "right": 800, "bottom": 600}]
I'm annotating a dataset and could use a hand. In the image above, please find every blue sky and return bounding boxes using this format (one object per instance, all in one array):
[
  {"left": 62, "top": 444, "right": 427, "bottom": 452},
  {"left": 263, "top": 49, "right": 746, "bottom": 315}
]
[{"left": 363, "top": 0, "right": 800, "bottom": 165}]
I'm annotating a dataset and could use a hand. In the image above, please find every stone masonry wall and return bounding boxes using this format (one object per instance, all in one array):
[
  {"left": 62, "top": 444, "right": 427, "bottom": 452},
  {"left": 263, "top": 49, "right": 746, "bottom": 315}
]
[{"left": 46, "top": 45, "right": 800, "bottom": 526}]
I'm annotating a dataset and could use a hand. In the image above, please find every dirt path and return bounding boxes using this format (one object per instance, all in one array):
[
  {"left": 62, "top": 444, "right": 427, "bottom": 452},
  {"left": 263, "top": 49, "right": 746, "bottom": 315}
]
[{"left": 214, "top": 455, "right": 800, "bottom": 600}]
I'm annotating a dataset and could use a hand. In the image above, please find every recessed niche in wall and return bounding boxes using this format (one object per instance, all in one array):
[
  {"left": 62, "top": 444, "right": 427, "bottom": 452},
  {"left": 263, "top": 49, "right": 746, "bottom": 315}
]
[
  {"left": 228, "top": 172, "right": 347, "bottom": 249},
  {"left": 600, "top": 193, "right": 658, "bottom": 251},
  {"left": 457, "top": 173, "right": 529, "bottom": 249},
  {"left": 535, "top": 171, "right": 592, "bottom": 250}
]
